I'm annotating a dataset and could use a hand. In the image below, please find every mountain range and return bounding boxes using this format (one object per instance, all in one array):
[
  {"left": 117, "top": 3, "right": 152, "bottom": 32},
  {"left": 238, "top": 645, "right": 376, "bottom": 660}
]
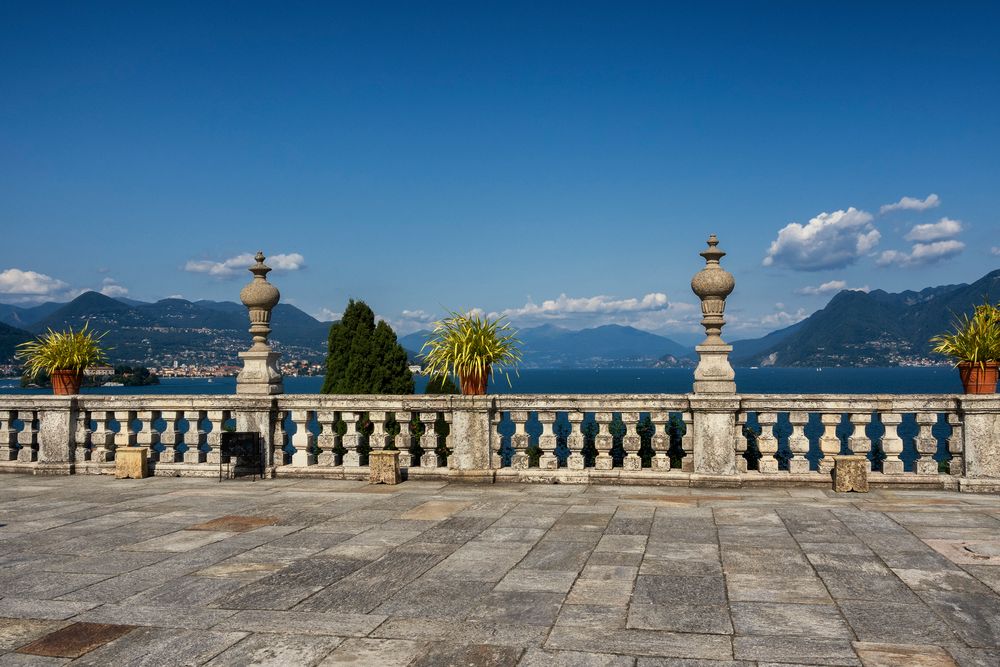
[{"left": 1, "top": 268, "right": 997, "bottom": 368}]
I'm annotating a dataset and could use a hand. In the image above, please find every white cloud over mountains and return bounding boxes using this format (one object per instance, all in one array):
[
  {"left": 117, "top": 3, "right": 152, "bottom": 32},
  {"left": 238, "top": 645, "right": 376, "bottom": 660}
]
[
  {"left": 99, "top": 277, "right": 129, "bottom": 297},
  {"left": 904, "top": 217, "right": 963, "bottom": 242},
  {"left": 763, "top": 208, "right": 880, "bottom": 271},
  {"left": 185, "top": 252, "right": 306, "bottom": 278},
  {"left": 494, "top": 292, "right": 670, "bottom": 319},
  {"left": 794, "top": 280, "right": 869, "bottom": 296},
  {"left": 880, "top": 193, "right": 940, "bottom": 214},
  {"left": 0, "top": 268, "right": 69, "bottom": 296},
  {"left": 878, "top": 216, "right": 965, "bottom": 268}
]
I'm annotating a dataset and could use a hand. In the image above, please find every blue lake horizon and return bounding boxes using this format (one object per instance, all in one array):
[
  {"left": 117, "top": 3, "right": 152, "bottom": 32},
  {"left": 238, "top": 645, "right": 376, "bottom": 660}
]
[{"left": 0, "top": 367, "right": 964, "bottom": 395}]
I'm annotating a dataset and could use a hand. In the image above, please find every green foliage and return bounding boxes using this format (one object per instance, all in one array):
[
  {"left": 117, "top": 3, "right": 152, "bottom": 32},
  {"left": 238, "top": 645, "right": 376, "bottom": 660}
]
[
  {"left": 15, "top": 323, "right": 109, "bottom": 379},
  {"left": 930, "top": 301, "right": 1000, "bottom": 367},
  {"left": 322, "top": 300, "right": 414, "bottom": 394},
  {"left": 420, "top": 310, "right": 521, "bottom": 392},
  {"left": 425, "top": 374, "right": 459, "bottom": 394}
]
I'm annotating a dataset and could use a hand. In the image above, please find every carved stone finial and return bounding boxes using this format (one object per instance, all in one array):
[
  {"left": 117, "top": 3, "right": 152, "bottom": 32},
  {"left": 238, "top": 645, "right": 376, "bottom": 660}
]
[
  {"left": 690, "top": 234, "right": 736, "bottom": 395},
  {"left": 237, "top": 251, "right": 283, "bottom": 395},
  {"left": 691, "top": 234, "right": 735, "bottom": 345}
]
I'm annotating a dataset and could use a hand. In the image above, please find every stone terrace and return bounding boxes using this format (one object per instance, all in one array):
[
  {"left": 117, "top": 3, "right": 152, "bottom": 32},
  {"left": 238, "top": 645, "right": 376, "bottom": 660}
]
[{"left": 1, "top": 477, "right": 999, "bottom": 666}]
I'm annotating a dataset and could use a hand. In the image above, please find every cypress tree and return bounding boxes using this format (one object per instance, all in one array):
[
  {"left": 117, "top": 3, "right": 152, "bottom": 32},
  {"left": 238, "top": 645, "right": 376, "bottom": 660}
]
[
  {"left": 425, "top": 374, "right": 459, "bottom": 394},
  {"left": 321, "top": 299, "right": 413, "bottom": 394}
]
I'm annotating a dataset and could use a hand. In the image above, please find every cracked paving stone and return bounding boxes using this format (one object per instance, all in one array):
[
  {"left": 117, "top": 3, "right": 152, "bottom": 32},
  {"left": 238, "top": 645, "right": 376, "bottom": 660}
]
[
  {"left": 633, "top": 575, "right": 727, "bottom": 605},
  {"left": 318, "top": 638, "right": 425, "bottom": 666},
  {"left": 730, "top": 602, "right": 851, "bottom": 639},
  {"left": 627, "top": 603, "right": 733, "bottom": 635},
  {"left": 732, "top": 636, "right": 861, "bottom": 666}
]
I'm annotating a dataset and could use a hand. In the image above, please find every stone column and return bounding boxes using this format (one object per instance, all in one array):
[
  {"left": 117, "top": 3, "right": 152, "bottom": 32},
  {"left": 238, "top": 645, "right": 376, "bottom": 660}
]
[
  {"left": 237, "top": 251, "right": 284, "bottom": 395},
  {"left": 689, "top": 234, "right": 738, "bottom": 477},
  {"left": 958, "top": 395, "right": 1000, "bottom": 493}
]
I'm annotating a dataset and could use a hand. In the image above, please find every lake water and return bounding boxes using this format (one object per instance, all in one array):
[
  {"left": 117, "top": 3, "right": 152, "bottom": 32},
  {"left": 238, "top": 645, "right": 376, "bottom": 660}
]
[{"left": 0, "top": 367, "right": 964, "bottom": 395}]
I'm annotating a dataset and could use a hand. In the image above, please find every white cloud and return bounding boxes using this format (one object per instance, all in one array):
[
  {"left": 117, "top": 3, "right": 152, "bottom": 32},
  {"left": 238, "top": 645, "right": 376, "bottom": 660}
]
[
  {"left": 877, "top": 240, "right": 966, "bottom": 267},
  {"left": 185, "top": 252, "right": 306, "bottom": 278},
  {"left": 992, "top": 247, "right": 1000, "bottom": 256},
  {"left": 880, "top": 193, "right": 940, "bottom": 214},
  {"left": 794, "top": 280, "right": 870, "bottom": 296},
  {"left": 496, "top": 292, "right": 670, "bottom": 319},
  {"left": 0, "top": 268, "right": 69, "bottom": 296},
  {"left": 905, "top": 217, "right": 963, "bottom": 242},
  {"left": 763, "top": 208, "right": 880, "bottom": 271},
  {"left": 313, "top": 308, "right": 341, "bottom": 322},
  {"left": 99, "top": 277, "right": 129, "bottom": 298}
]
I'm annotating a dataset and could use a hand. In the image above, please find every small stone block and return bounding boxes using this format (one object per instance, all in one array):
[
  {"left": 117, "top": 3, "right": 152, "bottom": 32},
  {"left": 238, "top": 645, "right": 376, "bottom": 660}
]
[
  {"left": 369, "top": 450, "right": 401, "bottom": 485},
  {"left": 833, "top": 455, "right": 868, "bottom": 493},
  {"left": 17, "top": 621, "right": 135, "bottom": 658},
  {"left": 114, "top": 447, "right": 149, "bottom": 479}
]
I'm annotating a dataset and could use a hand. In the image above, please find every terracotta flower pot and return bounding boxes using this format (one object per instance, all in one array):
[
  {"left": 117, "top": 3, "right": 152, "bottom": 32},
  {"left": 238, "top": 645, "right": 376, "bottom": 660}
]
[
  {"left": 958, "top": 361, "right": 999, "bottom": 394},
  {"left": 460, "top": 366, "right": 490, "bottom": 395},
  {"left": 51, "top": 369, "right": 84, "bottom": 395}
]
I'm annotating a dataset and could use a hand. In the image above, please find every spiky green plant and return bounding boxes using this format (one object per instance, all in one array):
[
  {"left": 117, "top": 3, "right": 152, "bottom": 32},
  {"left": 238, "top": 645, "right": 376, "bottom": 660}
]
[
  {"left": 15, "top": 323, "right": 110, "bottom": 379},
  {"left": 420, "top": 310, "right": 522, "bottom": 393},
  {"left": 930, "top": 301, "right": 1000, "bottom": 368}
]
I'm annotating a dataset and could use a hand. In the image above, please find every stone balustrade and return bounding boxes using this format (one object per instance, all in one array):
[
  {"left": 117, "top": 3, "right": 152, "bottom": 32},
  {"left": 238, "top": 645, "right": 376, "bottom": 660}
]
[{"left": 1, "top": 392, "right": 997, "bottom": 492}]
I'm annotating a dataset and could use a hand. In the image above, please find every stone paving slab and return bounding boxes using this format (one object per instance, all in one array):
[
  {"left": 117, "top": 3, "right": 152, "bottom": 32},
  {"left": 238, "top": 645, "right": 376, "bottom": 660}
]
[{"left": 0, "top": 476, "right": 999, "bottom": 665}]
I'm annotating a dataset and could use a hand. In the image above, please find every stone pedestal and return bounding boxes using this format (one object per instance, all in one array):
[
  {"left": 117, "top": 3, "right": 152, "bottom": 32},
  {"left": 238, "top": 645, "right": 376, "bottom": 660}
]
[
  {"left": 236, "top": 351, "right": 284, "bottom": 395},
  {"left": 833, "top": 455, "right": 868, "bottom": 492},
  {"left": 690, "top": 396, "right": 739, "bottom": 475},
  {"left": 369, "top": 450, "right": 401, "bottom": 485},
  {"left": 959, "top": 395, "right": 1000, "bottom": 484},
  {"left": 115, "top": 447, "right": 149, "bottom": 479},
  {"left": 692, "top": 345, "right": 736, "bottom": 394}
]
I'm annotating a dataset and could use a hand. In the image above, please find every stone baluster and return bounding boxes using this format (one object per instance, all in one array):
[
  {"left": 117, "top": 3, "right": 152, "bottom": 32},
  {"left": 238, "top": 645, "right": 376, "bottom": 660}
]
[
  {"left": 90, "top": 411, "right": 115, "bottom": 462},
  {"left": 735, "top": 411, "right": 749, "bottom": 473},
  {"left": 114, "top": 410, "right": 137, "bottom": 450},
  {"left": 292, "top": 410, "right": 317, "bottom": 467},
  {"left": 537, "top": 411, "right": 558, "bottom": 470},
  {"left": 369, "top": 412, "right": 391, "bottom": 455},
  {"left": 947, "top": 412, "right": 964, "bottom": 476},
  {"left": 441, "top": 412, "right": 453, "bottom": 467},
  {"left": 622, "top": 412, "right": 641, "bottom": 471},
  {"left": 205, "top": 410, "right": 227, "bottom": 465},
  {"left": 509, "top": 411, "right": 530, "bottom": 469},
  {"left": 915, "top": 413, "right": 940, "bottom": 475},
  {"left": 848, "top": 413, "right": 872, "bottom": 470},
  {"left": 680, "top": 411, "right": 694, "bottom": 472},
  {"left": 565, "top": 412, "right": 584, "bottom": 470},
  {"left": 136, "top": 410, "right": 160, "bottom": 454},
  {"left": 788, "top": 411, "right": 810, "bottom": 473},
  {"left": 490, "top": 410, "right": 504, "bottom": 468},
  {"left": 17, "top": 410, "right": 38, "bottom": 463},
  {"left": 159, "top": 411, "right": 182, "bottom": 463},
  {"left": 0, "top": 410, "right": 18, "bottom": 461},
  {"left": 650, "top": 411, "right": 671, "bottom": 471},
  {"left": 183, "top": 410, "right": 207, "bottom": 463},
  {"left": 74, "top": 410, "right": 90, "bottom": 462},
  {"left": 272, "top": 410, "right": 288, "bottom": 466},
  {"left": 416, "top": 412, "right": 437, "bottom": 468},
  {"left": 880, "top": 412, "right": 904, "bottom": 474},
  {"left": 594, "top": 412, "right": 613, "bottom": 470},
  {"left": 817, "top": 413, "right": 842, "bottom": 474},
  {"left": 756, "top": 412, "right": 779, "bottom": 473},
  {"left": 342, "top": 412, "right": 362, "bottom": 467}
]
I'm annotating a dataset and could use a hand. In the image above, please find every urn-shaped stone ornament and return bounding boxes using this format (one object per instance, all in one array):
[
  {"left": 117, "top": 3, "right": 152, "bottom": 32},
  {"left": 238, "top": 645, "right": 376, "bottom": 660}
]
[
  {"left": 236, "top": 251, "right": 284, "bottom": 395},
  {"left": 240, "top": 251, "right": 281, "bottom": 351},
  {"left": 690, "top": 234, "right": 736, "bottom": 394},
  {"left": 690, "top": 234, "right": 735, "bottom": 346}
]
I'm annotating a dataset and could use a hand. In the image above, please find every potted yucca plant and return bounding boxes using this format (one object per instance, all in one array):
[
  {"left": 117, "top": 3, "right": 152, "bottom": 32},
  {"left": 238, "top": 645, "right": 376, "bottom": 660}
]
[
  {"left": 15, "top": 323, "right": 110, "bottom": 395},
  {"left": 930, "top": 301, "right": 1000, "bottom": 394},
  {"left": 420, "top": 311, "right": 522, "bottom": 395}
]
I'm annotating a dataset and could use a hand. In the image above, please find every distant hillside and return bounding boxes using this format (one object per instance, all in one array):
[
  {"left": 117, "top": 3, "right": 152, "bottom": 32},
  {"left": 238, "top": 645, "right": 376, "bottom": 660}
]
[
  {"left": 733, "top": 269, "right": 1000, "bottom": 367},
  {"left": 12, "top": 292, "right": 331, "bottom": 365},
  {"left": 0, "top": 321, "right": 33, "bottom": 364},
  {"left": 401, "top": 323, "right": 693, "bottom": 369}
]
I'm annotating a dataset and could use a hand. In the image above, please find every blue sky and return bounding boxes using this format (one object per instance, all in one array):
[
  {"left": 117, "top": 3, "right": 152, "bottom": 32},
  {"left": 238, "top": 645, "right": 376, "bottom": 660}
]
[{"left": 2, "top": 2, "right": 998, "bottom": 342}]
